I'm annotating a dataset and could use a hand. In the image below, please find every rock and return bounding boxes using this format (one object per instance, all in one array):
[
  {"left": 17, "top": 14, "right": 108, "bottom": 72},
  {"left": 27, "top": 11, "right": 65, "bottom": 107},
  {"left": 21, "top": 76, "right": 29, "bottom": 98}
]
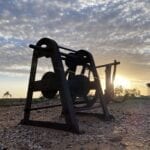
[
  {"left": 0, "top": 144, "right": 7, "bottom": 150},
  {"left": 109, "top": 135, "right": 122, "bottom": 142}
]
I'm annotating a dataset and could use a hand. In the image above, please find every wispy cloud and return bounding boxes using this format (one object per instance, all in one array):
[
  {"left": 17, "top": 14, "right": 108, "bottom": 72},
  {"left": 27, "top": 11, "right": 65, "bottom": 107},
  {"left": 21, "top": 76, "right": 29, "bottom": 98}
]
[{"left": 0, "top": 0, "right": 149, "bottom": 85}]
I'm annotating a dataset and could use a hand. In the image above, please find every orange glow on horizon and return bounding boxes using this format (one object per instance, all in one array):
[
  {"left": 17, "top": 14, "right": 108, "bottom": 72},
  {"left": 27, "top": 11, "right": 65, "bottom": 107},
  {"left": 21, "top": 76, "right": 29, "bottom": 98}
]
[{"left": 114, "top": 75, "right": 131, "bottom": 89}]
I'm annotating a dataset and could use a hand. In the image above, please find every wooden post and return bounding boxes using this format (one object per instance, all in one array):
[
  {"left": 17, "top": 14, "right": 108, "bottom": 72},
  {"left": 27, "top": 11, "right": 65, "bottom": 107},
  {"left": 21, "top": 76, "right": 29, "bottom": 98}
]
[{"left": 105, "top": 65, "right": 113, "bottom": 103}]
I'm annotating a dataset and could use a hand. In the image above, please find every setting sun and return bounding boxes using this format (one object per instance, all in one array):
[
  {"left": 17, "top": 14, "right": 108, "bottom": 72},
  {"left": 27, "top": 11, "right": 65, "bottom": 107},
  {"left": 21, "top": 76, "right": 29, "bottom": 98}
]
[{"left": 114, "top": 75, "right": 131, "bottom": 89}]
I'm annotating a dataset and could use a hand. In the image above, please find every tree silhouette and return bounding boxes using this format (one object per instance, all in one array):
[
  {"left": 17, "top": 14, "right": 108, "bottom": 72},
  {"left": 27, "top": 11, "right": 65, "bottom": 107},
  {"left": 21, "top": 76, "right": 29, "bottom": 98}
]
[
  {"left": 114, "top": 86, "right": 141, "bottom": 101},
  {"left": 114, "top": 86, "right": 124, "bottom": 96},
  {"left": 146, "top": 83, "right": 150, "bottom": 88},
  {"left": 3, "top": 91, "right": 12, "bottom": 98},
  {"left": 124, "top": 88, "right": 140, "bottom": 97}
]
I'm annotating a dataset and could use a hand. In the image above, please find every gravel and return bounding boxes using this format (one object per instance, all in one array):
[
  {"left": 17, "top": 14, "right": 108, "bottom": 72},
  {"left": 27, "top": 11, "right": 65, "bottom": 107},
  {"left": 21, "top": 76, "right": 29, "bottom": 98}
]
[{"left": 0, "top": 99, "right": 149, "bottom": 150}]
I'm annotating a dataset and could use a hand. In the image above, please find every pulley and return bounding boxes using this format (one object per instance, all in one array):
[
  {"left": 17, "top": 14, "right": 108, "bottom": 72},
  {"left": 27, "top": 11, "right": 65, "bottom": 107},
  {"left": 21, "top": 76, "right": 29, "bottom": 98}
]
[
  {"left": 40, "top": 72, "right": 91, "bottom": 100},
  {"left": 65, "top": 50, "right": 98, "bottom": 108},
  {"left": 41, "top": 72, "right": 58, "bottom": 99},
  {"left": 69, "top": 75, "right": 90, "bottom": 97}
]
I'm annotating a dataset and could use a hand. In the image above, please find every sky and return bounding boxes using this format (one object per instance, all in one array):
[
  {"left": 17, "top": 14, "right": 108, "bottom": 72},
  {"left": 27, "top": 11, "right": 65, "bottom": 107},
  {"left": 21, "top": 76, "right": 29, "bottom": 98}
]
[{"left": 0, "top": 0, "right": 150, "bottom": 98}]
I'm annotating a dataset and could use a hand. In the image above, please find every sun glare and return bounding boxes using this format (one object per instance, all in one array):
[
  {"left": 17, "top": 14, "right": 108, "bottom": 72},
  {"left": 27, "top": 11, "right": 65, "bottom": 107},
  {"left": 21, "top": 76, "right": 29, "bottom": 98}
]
[{"left": 114, "top": 75, "right": 131, "bottom": 89}]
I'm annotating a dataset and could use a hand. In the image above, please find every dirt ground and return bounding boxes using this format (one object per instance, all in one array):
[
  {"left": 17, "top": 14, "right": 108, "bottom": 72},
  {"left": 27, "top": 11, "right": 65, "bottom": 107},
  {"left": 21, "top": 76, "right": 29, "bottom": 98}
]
[{"left": 0, "top": 99, "right": 149, "bottom": 150}]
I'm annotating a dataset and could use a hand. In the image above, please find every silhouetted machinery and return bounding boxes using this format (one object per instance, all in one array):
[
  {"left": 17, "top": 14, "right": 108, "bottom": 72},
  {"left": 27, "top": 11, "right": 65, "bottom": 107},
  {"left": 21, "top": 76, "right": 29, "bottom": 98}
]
[{"left": 21, "top": 38, "right": 120, "bottom": 133}]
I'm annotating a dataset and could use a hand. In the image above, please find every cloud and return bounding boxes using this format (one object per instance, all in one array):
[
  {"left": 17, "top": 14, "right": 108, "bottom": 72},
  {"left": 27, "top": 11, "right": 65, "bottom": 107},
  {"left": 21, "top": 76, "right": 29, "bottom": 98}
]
[{"left": 0, "top": 0, "right": 149, "bottom": 85}]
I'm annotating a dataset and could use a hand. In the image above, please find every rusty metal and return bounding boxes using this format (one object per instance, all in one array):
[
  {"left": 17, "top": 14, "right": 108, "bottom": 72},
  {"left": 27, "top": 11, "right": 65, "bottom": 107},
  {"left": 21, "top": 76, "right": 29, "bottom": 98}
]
[
  {"left": 41, "top": 72, "right": 58, "bottom": 99},
  {"left": 21, "top": 38, "right": 120, "bottom": 133}
]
